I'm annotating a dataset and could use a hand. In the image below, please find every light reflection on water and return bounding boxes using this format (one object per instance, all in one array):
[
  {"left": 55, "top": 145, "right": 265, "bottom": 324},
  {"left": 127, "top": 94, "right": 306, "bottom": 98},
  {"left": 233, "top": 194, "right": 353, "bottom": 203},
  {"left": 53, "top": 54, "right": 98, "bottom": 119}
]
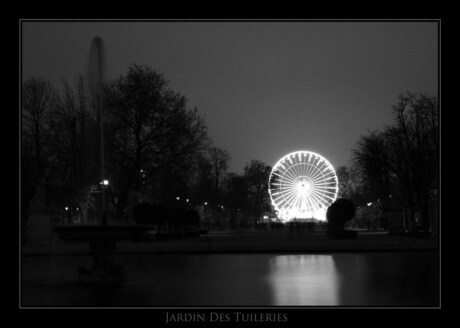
[
  {"left": 267, "top": 252, "right": 438, "bottom": 306},
  {"left": 267, "top": 255, "right": 339, "bottom": 305},
  {"left": 21, "top": 252, "right": 438, "bottom": 307}
]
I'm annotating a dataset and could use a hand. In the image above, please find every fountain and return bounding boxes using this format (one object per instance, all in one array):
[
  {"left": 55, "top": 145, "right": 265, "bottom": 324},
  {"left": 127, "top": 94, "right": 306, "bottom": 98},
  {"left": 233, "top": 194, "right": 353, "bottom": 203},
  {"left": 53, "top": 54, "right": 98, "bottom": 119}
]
[{"left": 53, "top": 37, "right": 150, "bottom": 285}]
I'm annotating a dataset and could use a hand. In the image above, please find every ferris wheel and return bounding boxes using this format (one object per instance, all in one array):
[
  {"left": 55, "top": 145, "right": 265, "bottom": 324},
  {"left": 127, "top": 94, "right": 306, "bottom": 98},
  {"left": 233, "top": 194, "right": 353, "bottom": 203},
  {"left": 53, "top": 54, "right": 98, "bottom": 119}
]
[{"left": 268, "top": 150, "right": 338, "bottom": 221}]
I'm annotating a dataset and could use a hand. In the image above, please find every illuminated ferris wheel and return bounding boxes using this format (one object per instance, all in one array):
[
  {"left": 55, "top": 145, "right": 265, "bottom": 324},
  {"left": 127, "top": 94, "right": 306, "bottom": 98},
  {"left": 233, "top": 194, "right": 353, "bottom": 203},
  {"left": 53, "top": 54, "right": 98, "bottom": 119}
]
[{"left": 268, "top": 150, "right": 338, "bottom": 221}]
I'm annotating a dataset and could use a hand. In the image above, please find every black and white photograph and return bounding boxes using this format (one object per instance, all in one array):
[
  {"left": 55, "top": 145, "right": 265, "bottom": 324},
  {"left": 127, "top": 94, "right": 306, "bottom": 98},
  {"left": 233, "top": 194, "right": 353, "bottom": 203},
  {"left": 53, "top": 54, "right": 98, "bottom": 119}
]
[{"left": 19, "top": 19, "right": 440, "bottom": 316}]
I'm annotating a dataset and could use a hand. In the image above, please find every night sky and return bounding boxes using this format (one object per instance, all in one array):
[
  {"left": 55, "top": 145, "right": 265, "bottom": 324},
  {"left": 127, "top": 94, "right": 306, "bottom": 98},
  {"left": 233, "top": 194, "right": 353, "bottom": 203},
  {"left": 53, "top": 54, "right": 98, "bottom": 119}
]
[{"left": 21, "top": 21, "right": 438, "bottom": 174}]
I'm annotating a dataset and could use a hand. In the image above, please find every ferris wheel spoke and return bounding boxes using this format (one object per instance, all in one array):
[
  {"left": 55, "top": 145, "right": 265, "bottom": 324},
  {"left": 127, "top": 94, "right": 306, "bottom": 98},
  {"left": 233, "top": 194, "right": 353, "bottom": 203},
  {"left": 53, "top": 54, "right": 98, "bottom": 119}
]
[
  {"left": 307, "top": 195, "right": 323, "bottom": 211},
  {"left": 312, "top": 189, "right": 337, "bottom": 201},
  {"left": 310, "top": 167, "right": 326, "bottom": 184},
  {"left": 294, "top": 163, "right": 303, "bottom": 179},
  {"left": 272, "top": 195, "right": 289, "bottom": 208},
  {"left": 303, "top": 163, "right": 311, "bottom": 178},
  {"left": 309, "top": 190, "right": 330, "bottom": 208},
  {"left": 312, "top": 180, "right": 336, "bottom": 187},
  {"left": 291, "top": 164, "right": 303, "bottom": 180},
  {"left": 283, "top": 189, "right": 300, "bottom": 207},
  {"left": 273, "top": 169, "right": 296, "bottom": 183},
  {"left": 284, "top": 169, "right": 297, "bottom": 183},
  {"left": 271, "top": 183, "right": 294, "bottom": 190},
  {"left": 308, "top": 163, "right": 322, "bottom": 183},
  {"left": 300, "top": 163, "right": 307, "bottom": 178},
  {"left": 275, "top": 187, "right": 296, "bottom": 202},
  {"left": 278, "top": 173, "right": 296, "bottom": 185},
  {"left": 294, "top": 194, "right": 303, "bottom": 209},
  {"left": 304, "top": 194, "right": 315, "bottom": 212},
  {"left": 283, "top": 168, "right": 298, "bottom": 183},
  {"left": 313, "top": 187, "right": 337, "bottom": 195},
  {"left": 313, "top": 171, "right": 334, "bottom": 183},
  {"left": 304, "top": 162, "right": 314, "bottom": 181}
]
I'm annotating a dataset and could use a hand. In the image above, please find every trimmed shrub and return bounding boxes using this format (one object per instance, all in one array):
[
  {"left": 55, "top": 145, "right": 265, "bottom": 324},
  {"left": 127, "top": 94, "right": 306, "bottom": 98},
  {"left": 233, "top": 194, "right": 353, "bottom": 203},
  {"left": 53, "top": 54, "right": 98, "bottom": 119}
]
[{"left": 326, "top": 199, "right": 356, "bottom": 238}]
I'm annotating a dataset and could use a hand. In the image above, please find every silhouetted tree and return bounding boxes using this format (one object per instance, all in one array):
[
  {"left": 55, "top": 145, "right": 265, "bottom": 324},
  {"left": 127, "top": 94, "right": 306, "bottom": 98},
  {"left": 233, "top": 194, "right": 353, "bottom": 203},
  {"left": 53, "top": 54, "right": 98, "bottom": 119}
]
[
  {"left": 352, "top": 92, "right": 438, "bottom": 231},
  {"left": 208, "top": 146, "right": 231, "bottom": 205},
  {"left": 386, "top": 92, "right": 438, "bottom": 230},
  {"left": 336, "top": 166, "right": 356, "bottom": 199},
  {"left": 21, "top": 77, "right": 57, "bottom": 242},
  {"left": 190, "top": 152, "right": 215, "bottom": 205},
  {"left": 352, "top": 130, "right": 392, "bottom": 225},
  {"left": 244, "top": 160, "right": 272, "bottom": 223},
  {"left": 22, "top": 77, "right": 56, "bottom": 182},
  {"left": 46, "top": 77, "right": 100, "bottom": 222},
  {"left": 103, "top": 64, "right": 209, "bottom": 219}
]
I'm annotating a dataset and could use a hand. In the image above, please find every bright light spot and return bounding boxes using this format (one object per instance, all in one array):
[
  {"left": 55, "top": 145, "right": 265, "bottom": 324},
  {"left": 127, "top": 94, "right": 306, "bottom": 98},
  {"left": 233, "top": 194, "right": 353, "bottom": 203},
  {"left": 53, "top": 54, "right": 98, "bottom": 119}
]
[
  {"left": 295, "top": 180, "right": 312, "bottom": 195},
  {"left": 204, "top": 202, "right": 207, "bottom": 205},
  {"left": 367, "top": 202, "right": 372, "bottom": 207},
  {"left": 103, "top": 180, "right": 109, "bottom": 185},
  {"left": 65, "top": 207, "right": 69, "bottom": 211},
  {"left": 186, "top": 199, "right": 189, "bottom": 203},
  {"left": 263, "top": 215, "right": 269, "bottom": 219},
  {"left": 176, "top": 197, "right": 180, "bottom": 200}
]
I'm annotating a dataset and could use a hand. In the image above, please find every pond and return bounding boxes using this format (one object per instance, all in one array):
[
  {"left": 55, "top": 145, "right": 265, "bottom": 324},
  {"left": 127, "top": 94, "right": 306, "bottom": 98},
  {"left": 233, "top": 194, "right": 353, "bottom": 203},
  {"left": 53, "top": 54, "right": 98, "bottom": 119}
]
[{"left": 21, "top": 252, "right": 438, "bottom": 307}]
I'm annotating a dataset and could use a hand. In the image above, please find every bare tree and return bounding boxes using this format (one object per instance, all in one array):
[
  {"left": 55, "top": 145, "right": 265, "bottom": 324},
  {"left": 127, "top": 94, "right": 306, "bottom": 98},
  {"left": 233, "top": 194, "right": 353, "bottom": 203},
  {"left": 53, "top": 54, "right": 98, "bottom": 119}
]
[
  {"left": 104, "top": 65, "right": 209, "bottom": 219},
  {"left": 352, "top": 92, "right": 439, "bottom": 231},
  {"left": 336, "top": 166, "right": 356, "bottom": 199},
  {"left": 46, "top": 76, "right": 99, "bottom": 222},
  {"left": 386, "top": 92, "right": 439, "bottom": 230},
  {"left": 21, "top": 77, "right": 57, "bottom": 242},
  {"left": 22, "top": 77, "right": 56, "bottom": 181},
  {"left": 352, "top": 130, "right": 393, "bottom": 226},
  {"left": 244, "top": 160, "right": 272, "bottom": 223}
]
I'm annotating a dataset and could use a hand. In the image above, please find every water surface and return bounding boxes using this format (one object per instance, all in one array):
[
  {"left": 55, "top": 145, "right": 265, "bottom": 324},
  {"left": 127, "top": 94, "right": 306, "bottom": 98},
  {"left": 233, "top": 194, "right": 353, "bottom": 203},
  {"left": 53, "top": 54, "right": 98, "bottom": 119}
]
[{"left": 21, "top": 252, "right": 438, "bottom": 307}]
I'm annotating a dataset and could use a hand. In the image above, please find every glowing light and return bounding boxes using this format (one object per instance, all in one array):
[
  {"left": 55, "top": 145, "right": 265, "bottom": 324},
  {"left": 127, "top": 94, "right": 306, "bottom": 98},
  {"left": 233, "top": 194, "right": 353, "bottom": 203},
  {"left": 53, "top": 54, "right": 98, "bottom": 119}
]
[
  {"left": 65, "top": 207, "right": 69, "bottom": 211},
  {"left": 268, "top": 150, "right": 338, "bottom": 221}
]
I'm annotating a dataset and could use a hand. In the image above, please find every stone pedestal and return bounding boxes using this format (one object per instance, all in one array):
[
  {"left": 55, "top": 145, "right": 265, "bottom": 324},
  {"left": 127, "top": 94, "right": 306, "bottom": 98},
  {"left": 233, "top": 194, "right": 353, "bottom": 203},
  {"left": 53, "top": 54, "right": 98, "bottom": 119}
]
[
  {"left": 54, "top": 225, "right": 150, "bottom": 285},
  {"left": 78, "top": 240, "right": 124, "bottom": 285}
]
